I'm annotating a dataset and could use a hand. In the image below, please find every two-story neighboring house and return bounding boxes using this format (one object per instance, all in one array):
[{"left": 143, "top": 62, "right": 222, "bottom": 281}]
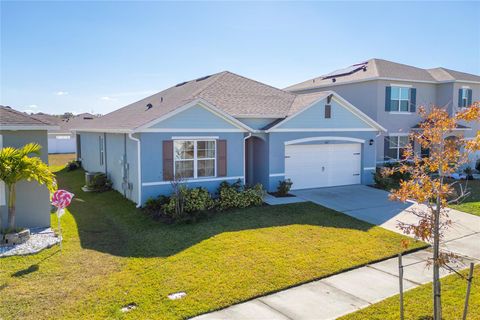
[{"left": 286, "top": 58, "right": 480, "bottom": 166}]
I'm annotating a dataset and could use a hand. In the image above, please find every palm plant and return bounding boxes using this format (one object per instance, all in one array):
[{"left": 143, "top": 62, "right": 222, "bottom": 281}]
[{"left": 0, "top": 143, "right": 57, "bottom": 230}]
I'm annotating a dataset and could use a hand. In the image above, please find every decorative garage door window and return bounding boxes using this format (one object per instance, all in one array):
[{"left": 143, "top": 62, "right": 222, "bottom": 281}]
[{"left": 174, "top": 140, "right": 216, "bottom": 179}]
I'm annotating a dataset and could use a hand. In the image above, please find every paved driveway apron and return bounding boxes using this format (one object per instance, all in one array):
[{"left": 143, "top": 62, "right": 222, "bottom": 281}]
[{"left": 193, "top": 185, "right": 479, "bottom": 320}]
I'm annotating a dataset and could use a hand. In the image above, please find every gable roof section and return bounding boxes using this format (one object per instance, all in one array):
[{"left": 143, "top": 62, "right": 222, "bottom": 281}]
[
  {"left": 0, "top": 106, "right": 58, "bottom": 130},
  {"left": 285, "top": 59, "right": 480, "bottom": 92},
  {"left": 73, "top": 71, "right": 296, "bottom": 132},
  {"left": 266, "top": 91, "right": 386, "bottom": 132}
]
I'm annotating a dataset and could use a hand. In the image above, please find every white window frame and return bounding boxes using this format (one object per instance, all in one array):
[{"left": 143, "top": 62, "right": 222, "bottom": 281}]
[
  {"left": 388, "top": 134, "right": 409, "bottom": 160},
  {"left": 461, "top": 88, "right": 469, "bottom": 108},
  {"left": 173, "top": 139, "right": 217, "bottom": 179},
  {"left": 390, "top": 86, "right": 410, "bottom": 113},
  {"left": 99, "top": 135, "right": 105, "bottom": 166}
]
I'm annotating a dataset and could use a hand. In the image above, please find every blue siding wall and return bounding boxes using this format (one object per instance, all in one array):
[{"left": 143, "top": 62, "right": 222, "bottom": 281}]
[
  {"left": 79, "top": 132, "right": 105, "bottom": 173},
  {"left": 140, "top": 131, "right": 245, "bottom": 203},
  {"left": 277, "top": 99, "right": 371, "bottom": 129},
  {"left": 237, "top": 118, "right": 279, "bottom": 130},
  {"left": 268, "top": 131, "right": 378, "bottom": 191},
  {"left": 79, "top": 132, "right": 139, "bottom": 204},
  {"left": 149, "top": 104, "right": 239, "bottom": 129}
]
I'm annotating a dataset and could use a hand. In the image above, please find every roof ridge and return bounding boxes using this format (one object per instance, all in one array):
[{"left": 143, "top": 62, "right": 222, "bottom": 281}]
[
  {"left": 221, "top": 71, "right": 295, "bottom": 97},
  {"left": 4, "top": 106, "right": 52, "bottom": 125},
  {"left": 191, "top": 71, "right": 229, "bottom": 99}
]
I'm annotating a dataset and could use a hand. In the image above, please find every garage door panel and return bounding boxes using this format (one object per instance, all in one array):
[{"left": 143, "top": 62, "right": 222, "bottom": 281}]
[{"left": 285, "top": 143, "right": 361, "bottom": 190}]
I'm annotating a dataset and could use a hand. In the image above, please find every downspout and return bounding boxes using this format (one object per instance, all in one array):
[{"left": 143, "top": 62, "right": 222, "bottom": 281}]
[
  {"left": 243, "top": 133, "right": 252, "bottom": 184},
  {"left": 104, "top": 133, "right": 108, "bottom": 175},
  {"left": 128, "top": 133, "right": 142, "bottom": 208}
]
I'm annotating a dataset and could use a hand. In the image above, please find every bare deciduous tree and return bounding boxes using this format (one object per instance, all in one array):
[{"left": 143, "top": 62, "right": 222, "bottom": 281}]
[{"left": 382, "top": 102, "right": 479, "bottom": 319}]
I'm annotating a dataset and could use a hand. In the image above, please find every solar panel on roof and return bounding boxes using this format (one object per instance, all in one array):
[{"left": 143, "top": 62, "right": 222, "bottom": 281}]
[{"left": 322, "top": 62, "right": 368, "bottom": 80}]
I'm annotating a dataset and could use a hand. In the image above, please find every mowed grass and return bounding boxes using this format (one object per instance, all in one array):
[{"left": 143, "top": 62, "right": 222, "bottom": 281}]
[
  {"left": 451, "top": 179, "right": 480, "bottom": 217},
  {"left": 0, "top": 158, "right": 425, "bottom": 320},
  {"left": 339, "top": 265, "right": 480, "bottom": 320},
  {"left": 48, "top": 153, "right": 76, "bottom": 172}
]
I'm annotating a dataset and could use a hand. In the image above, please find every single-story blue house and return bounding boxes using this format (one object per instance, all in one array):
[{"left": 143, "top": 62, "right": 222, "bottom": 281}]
[{"left": 72, "top": 71, "right": 386, "bottom": 207}]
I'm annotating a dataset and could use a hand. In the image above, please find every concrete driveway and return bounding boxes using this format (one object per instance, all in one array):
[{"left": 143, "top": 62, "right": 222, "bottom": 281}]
[{"left": 291, "top": 185, "right": 414, "bottom": 225}]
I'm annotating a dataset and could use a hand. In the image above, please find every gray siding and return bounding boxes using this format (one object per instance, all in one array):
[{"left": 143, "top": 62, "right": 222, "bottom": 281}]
[{"left": 0, "top": 130, "right": 51, "bottom": 228}]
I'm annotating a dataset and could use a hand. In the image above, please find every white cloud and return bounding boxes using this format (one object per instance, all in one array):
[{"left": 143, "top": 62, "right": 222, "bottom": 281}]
[
  {"left": 24, "top": 109, "right": 36, "bottom": 114},
  {"left": 55, "top": 91, "right": 69, "bottom": 96},
  {"left": 27, "top": 104, "right": 39, "bottom": 109},
  {"left": 100, "top": 96, "right": 116, "bottom": 101}
]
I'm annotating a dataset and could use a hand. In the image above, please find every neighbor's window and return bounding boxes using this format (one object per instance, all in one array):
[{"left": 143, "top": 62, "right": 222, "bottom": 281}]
[
  {"left": 461, "top": 88, "right": 469, "bottom": 108},
  {"left": 99, "top": 135, "right": 104, "bottom": 166},
  {"left": 174, "top": 140, "right": 216, "bottom": 179},
  {"left": 389, "top": 135, "right": 409, "bottom": 160},
  {"left": 390, "top": 87, "right": 410, "bottom": 112}
]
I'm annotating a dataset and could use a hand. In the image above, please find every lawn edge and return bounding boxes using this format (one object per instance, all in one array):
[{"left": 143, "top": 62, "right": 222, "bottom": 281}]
[{"left": 190, "top": 243, "right": 430, "bottom": 319}]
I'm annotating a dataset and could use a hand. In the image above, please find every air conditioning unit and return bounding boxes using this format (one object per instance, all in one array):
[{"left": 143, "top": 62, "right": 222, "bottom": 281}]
[{"left": 85, "top": 172, "right": 97, "bottom": 188}]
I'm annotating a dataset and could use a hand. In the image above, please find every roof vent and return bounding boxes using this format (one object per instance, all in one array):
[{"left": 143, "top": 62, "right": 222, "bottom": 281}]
[
  {"left": 175, "top": 81, "right": 188, "bottom": 87},
  {"left": 195, "top": 75, "right": 211, "bottom": 82},
  {"left": 332, "top": 78, "right": 336, "bottom": 83},
  {"left": 146, "top": 103, "right": 153, "bottom": 110}
]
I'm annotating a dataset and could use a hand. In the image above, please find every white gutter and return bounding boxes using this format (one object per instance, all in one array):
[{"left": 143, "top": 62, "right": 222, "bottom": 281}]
[{"left": 128, "top": 133, "right": 142, "bottom": 208}]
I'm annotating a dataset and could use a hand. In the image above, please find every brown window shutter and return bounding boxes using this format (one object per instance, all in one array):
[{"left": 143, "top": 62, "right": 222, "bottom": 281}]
[
  {"left": 217, "top": 140, "right": 227, "bottom": 177},
  {"left": 163, "top": 140, "right": 174, "bottom": 180}
]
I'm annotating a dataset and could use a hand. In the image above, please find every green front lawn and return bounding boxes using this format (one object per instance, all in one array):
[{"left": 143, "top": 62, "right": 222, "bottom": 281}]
[
  {"left": 451, "top": 179, "right": 480, "bottom": 216},
  {"left": 0, "top": 165, "right": 425, "bottom": 320},
  {"left": 339, "top": 265, "right": 480, "bottom": 320}
]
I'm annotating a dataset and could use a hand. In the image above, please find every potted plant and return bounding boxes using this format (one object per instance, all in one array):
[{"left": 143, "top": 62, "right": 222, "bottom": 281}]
[{"left": 0, "top": 143, "right": 57, "bottom": 238}]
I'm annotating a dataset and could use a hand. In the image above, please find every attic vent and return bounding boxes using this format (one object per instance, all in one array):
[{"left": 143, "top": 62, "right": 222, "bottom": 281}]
[
  {"left": 146, "top": 103, "right": 153, "bottom": 110},
  {"left": 195, "top": 75, "right": 211, "bottom": 82},
  {"left": 175, "top": 81, "right": 188, "bottom": 87},
  {"left": 160, "top": 97, "right": 163, "bottom": 103}
]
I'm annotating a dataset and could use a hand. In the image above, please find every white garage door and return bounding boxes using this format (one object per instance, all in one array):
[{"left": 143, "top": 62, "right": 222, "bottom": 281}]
[{"left": 285, "top": 143, "right": 361, "bottom": 190}]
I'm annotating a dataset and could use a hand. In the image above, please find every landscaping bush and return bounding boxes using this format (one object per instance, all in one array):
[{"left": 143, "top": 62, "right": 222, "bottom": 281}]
[
  {"left": 143, "top": 195, "right": 169, "bottom": 219},
  {"left": 216, "top": 180, "right": 264, "bottom": 211},
  {"left": 464, "top": 166, "right": 474, "bottom": 180},
  {"left": 374, "top": 162, "right": 412, "bottom": 190},
  {"left": 276, "top": 179, "right": 293, "bottom": 197},
  {"left": 162, "top": 187, "right": 214, "bottom": 222},
  {"left": 66, "top": 160, "right": 81, "bottom": 171},
  {"left": 92, "top": 173, "right": 112, "bottom": 190}
]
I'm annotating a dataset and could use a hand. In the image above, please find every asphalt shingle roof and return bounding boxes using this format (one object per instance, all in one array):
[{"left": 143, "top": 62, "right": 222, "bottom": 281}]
[
  {"left": 72, "top": 71, "right": 324, "bottom": 131},
  {"left": 285, "top": 58, "right": 480, "bottom": 92},
  {"left": 0, "top": 106, "right": 52, "bottom": 127}
]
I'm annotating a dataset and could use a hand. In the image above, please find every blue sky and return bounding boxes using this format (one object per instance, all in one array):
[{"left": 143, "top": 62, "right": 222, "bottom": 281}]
[{"left": 1, "top": 1, "right": 479, "bottom": 115}]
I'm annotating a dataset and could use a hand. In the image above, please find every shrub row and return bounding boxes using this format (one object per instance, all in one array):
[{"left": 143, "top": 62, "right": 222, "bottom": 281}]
[{"left": 143, "top": 180, "right": 265, "bottom": 223}]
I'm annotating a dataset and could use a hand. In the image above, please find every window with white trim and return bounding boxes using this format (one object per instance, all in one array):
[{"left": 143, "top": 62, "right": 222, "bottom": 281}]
[
  {"left": 460, "top": 88, "right": 469, "bottom": 108},
  {"left": 174, "top": 140, "right": 216, "bottom": 179},
  {"left": 390, "top": 87, "right": 410, "bottom": 112},
  {"left": 389, "top": 135, "right": 409, "bottom": 160}
]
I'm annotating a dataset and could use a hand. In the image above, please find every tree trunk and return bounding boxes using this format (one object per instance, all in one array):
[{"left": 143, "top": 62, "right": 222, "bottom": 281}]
[
  {"left": 7, "top": 184, "right": 16, "bottom": 230},
  {"left": 433, "top": 195, "right": 442, "bottom": 319}
]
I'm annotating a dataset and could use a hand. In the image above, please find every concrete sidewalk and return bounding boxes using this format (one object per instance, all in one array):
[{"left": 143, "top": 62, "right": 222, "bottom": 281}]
[
  {"left": 194, "top": 232, "right": 478, "bottom": 320},
  {"left": 193, "top": 187, "right": 479, "bottom": 320}
]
